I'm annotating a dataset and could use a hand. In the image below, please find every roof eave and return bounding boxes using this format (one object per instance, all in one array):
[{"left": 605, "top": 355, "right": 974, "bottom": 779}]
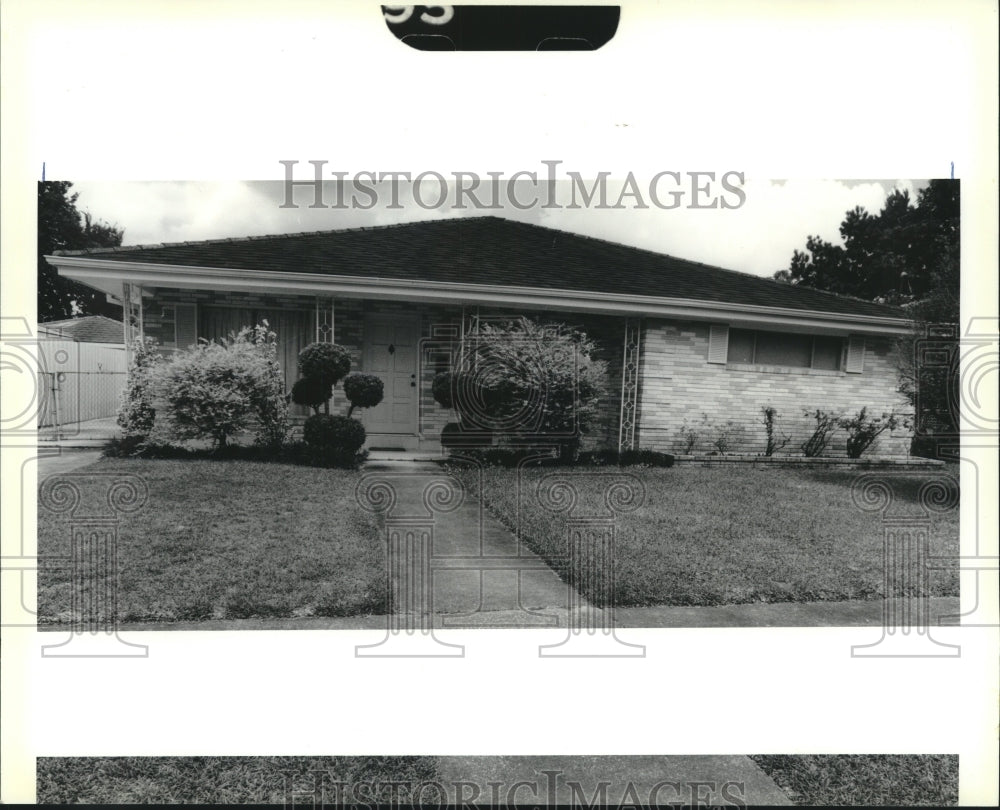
[{"left": 47, "top": 256, "right": 914, "bottom": 337}]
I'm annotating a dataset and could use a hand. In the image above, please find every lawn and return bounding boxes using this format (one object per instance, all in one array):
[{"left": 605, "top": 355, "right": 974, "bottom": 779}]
[
  {"left": 36, "top": 756, "right": 439, "bottom": 804},
  {"left": 750, "top": 755, "right": 958, "bottom": 806},
  {"left": 448, "top": 463, "right": 959, "bottom": 607},
  {"left": 37, "top": 458, "right": 387, "bottom": 623},
  {"left": 35, "top": 753, "right": 958, "bottom": 805}
]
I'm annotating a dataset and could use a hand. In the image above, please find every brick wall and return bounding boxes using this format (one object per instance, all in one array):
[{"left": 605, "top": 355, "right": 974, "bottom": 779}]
[{"left": 638, "top": 320, "right": 913, "bottom": 458}]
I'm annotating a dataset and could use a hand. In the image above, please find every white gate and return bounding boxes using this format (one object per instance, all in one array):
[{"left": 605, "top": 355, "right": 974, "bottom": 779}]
[{"left": 36, "top": 340, "right": 128, "bottom": 427}]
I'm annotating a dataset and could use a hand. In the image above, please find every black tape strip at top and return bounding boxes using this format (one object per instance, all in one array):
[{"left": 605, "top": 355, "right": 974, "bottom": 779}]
[{"left": 382, "top": 5, "right": 620, "bottom": 51}]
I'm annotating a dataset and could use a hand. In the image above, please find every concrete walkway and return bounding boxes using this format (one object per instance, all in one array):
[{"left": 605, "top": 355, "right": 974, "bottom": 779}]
[
  {"left": 38, "top": 416, "right": 120, "bottom": 448},
  {"left": 37, "top": 449, "right": 105, "bottom": 477},
  {"left": 360, "top": 460, "right": 577, "bottom": 625},
  {"left": 434, "top": 755, "right": 792, "bottom": 806}
]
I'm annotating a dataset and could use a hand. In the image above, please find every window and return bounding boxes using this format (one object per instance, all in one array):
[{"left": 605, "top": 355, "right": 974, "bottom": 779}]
[{"left": 727, "top": 329, "right": 843, "bottom": 370}]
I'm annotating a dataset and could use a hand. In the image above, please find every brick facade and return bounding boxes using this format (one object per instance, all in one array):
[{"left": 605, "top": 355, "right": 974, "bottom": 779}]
[
  {"left": 140, "top": 288, "right": 911, "bottom": 457},
  {"left": 637, "top": 320, "right": 913, "bottom": 457}
]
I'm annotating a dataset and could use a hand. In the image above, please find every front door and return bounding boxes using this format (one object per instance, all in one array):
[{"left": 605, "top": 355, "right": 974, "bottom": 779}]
[{"left": 362, "top": 315, "right": 419, "bottom": 435}]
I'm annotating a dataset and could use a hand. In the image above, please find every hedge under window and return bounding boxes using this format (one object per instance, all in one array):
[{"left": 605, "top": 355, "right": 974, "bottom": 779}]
[{"left": 727, "top": 329, "right": 843, "bottom": 370}]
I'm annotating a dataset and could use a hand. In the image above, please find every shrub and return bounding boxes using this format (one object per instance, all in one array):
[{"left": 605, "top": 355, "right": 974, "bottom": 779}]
[
  {"left": 440, "top": 421, "right": 493, "bottom": 449},
  {"left": 677, "top": 413, "right": 710, "bottom": 454},
  {"left": 291, "top": 377, "right": 333, "bottom": 415},
  {"left": 343, "top": 372, "right": 384, "bottom": 416},
  {"left": 711, "top": 420, "right": 747, "bottom": 455},
  {"left": 293, "top": 342, "right": 352, "bottom": 415},
  {"left": 579, "top": 448, "right": 675, "bottom": 467},
  {"left": 303, "top": 414, "right": 367, "bottom": 466},
  {"left": 761, "top": 406, "right": 791, "bottom": 456},
  {"left": 243, "top": 322, "right": 289, "bottom": 448},
  {"left": 446, "top": 318, "right": 608, "bottom": 443},
  {"left": 838, "top": 408, "right": 902, "bottom": 458},
  {"left": 298, "top": 343, "right": 351, "bottom": 388},
  {"left": 801, "top": 409, "right": 842, "bottom": 457},
  {"left": 117, "top": 336, "right": 161, "bottom": 438},
  {"left": 102, "top": 434, "right": 148, "bottom": 458},
  {"left": 432, "top": 371, "right": 454, "bottom": 409},
  {"left": 151, "top": 323, "right": 288, "bottom": 449}
]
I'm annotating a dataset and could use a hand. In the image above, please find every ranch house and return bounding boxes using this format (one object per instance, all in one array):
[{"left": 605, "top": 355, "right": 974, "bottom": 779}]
[{"left": 45, "top": 216, "right": 915, "bottom": 456}]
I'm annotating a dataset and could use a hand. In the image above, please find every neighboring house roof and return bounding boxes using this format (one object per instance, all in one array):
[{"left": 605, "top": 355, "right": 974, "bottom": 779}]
[
  {"left": 48, "top": 215, "right": 908, "bottom": 326},
  {"left": 39, "top": 315, "right": 124, "bottom": 344}
]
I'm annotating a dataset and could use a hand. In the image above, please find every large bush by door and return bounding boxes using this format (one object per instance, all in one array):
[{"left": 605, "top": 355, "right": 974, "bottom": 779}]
[
  {"left": 150, "top": 323, "right": 289, "bottom": 449},
  {"left": 434, "top": 317, "right": 608, "bottom": 458}
]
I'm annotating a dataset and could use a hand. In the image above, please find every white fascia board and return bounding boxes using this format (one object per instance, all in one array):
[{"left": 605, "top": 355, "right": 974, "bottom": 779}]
[{"left": 49, "top": 256, "right": 915, "bottom": 337}]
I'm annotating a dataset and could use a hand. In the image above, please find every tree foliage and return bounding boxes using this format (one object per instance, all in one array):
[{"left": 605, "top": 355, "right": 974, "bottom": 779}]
[
  {"left": 777, "top": 181, "right": 960, "bottom": 458},
  {"left": 38, "top": 181, "right": 124, "bottom": 320},
  {"left": 775, "top": 180, "right": 959, "bottom": 306}
]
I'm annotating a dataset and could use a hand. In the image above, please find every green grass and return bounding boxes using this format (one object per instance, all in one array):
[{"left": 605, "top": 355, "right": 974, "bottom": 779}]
[
  {"left": 750, "top": 754, "right": 958, "bottom": 806},
  {"left": 38, "top": 458, "right": 387, "bottom": 623},
  {"left": 450, "top": 464, "right": 959, "bottom": 607},
  {"left": 36, "top": 756, "right": 439, "bottom": 804}
]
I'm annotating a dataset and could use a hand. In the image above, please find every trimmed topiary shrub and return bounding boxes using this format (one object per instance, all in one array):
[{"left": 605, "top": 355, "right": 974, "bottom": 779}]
[
  {"left": 303, "top": 414, "right": 367, "bottom": 466},
  {"left": 343, "top": 372, "right": 384, "bottom": 416},
  {"left": 298, "top": 343, "right": 351, "bottom": 388},
  {"left": 291, "top": 376, "right": 333, "bottom": 415}
]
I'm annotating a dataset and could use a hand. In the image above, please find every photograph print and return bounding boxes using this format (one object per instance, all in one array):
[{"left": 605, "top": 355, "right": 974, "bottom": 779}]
[{"left": 34, "top": 176, "right": 960, "bottom": 642}]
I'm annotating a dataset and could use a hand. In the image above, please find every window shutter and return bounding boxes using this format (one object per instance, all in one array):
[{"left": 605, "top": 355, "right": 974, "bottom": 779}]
[
  {"left": 707, "top": 324, "right": 729, "bottom": 364},
  {"left": 174, "top": 304, "right": 198, "bottom": 351},
  {"left": 845, "top": 335, "right": 865, "bottom": 373}
]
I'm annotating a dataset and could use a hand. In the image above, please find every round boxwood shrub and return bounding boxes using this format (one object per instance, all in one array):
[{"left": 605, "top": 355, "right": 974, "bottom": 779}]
[
  {"left": 432, "top": 371, "right": 454, "bottom": 409},
  {"left": 298, "top": 342, "right": 351, "bottom": 387},
  {"left": 343, "top": 372, "right": 384, "bottom": 416},
  {"left": 291, "top": 376, "right": 333, "bottom": 414},
  {"left": 303, "top": 414, "right": 367, "bottom": 465}
]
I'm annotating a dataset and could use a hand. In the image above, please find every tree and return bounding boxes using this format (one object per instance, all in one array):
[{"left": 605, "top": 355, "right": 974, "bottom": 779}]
[
  {"left": 895, "top": 240, "right": 960, "bottom": 457},
  {"left": 777, "top": 180, "right": 960, "bottom": 458},
  {"left": 775, "top": 180, "right": 959, "bottom": 306},
  {"left": 38, "top": 181, "right": 124, "bottom": 321}
]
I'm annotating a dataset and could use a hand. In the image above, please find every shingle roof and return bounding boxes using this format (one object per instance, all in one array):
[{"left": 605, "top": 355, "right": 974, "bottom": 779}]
[
  {"left": 40, "top": 315, "right": 124, "bottom": 344},
  {"left": 53, "top": 216, "right": 906, "bottom": 320}
]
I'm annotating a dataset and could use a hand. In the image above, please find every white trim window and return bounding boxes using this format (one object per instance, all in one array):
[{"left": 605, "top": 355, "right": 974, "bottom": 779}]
[{"left": 726, "top": 329, "right": 864, "bottom": 372}]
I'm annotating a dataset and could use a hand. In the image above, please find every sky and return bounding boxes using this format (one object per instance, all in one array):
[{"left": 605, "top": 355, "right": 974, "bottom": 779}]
[{"left": 70, "top": 178, "right": 928, "bottom": 278}]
